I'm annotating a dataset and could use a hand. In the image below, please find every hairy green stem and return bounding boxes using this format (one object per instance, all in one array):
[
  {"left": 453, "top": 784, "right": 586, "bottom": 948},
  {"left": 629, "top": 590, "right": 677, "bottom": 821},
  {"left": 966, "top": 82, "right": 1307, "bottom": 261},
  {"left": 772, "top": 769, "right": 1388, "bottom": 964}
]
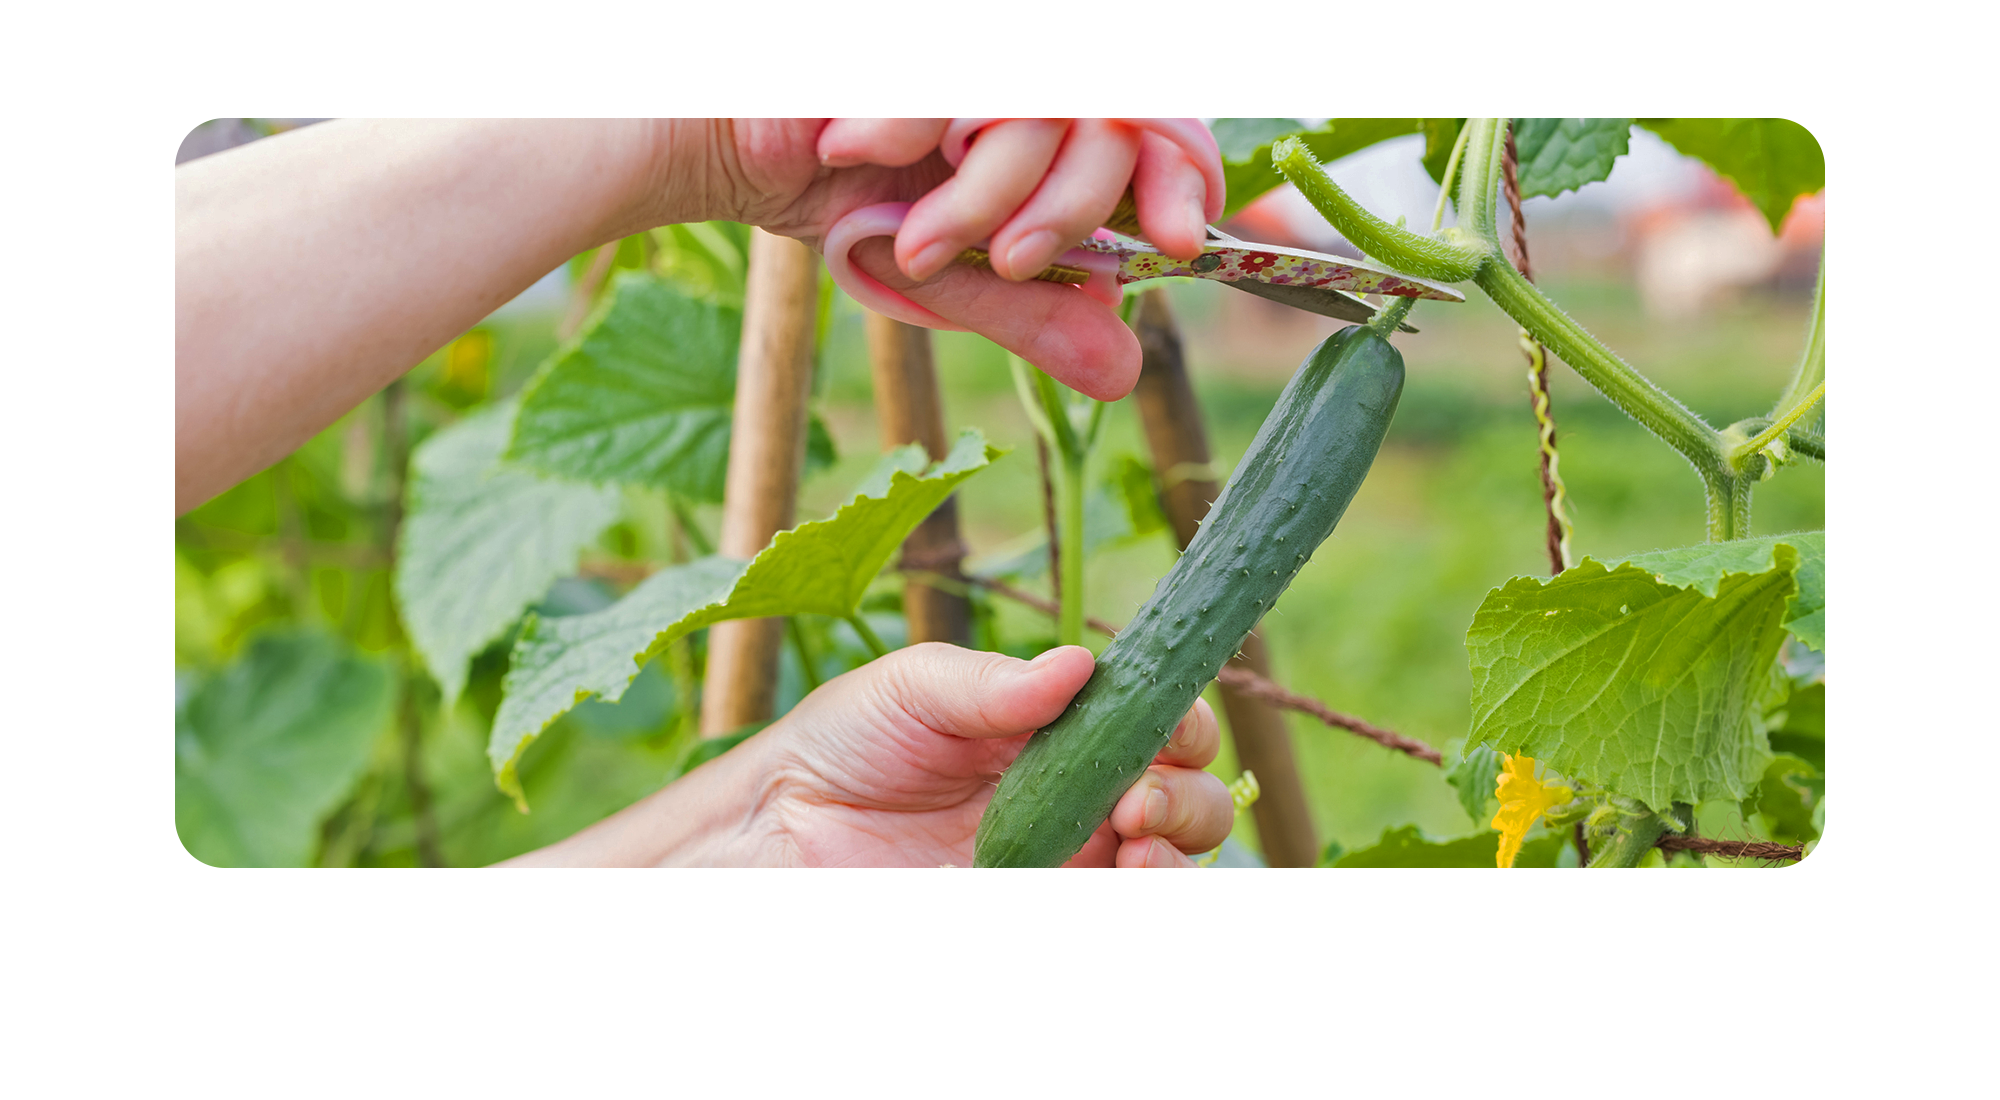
[
  {"left": 1733, "top": 419, "right": 1824, "bottom": 463},
  {"left": 1057, "top": 456, "right": 1086, "bottom": 647},
  {"left": 1771, "top": 260, "right": 1826, "bottom": 420},
  {"left": 1704, "top": 471, "right": 1755, "bottom": 542},
  {"left": 1588, "top": 812, "right": 1673, "bottom": 868},
  {"left": 1475, "top": 258, "right": 1727, "bottom": 481},
  {"left": 1738, "top": 383, "right": 1825, "bottom": 464},
  {"left": 844, "top": 613, "right": 888, "bottom": 661},
  {"left": 1010, "top": 354, "right": 1098, "bottom": 648},
  {"left": 1430, "top": 122, "right": 1473, "bottom": 233},
  {"left": 1272, "top": 137, "right": 1484, "bottom": 282},
  {"left": 1367, "top": 295, "right": 1417, "bottom": 334},
  {"left": 787, "top": 617, "right": 822, "bottom": 692},
  {"left": 1454, "top": 118, "right": 1508, "bottom": 242}
]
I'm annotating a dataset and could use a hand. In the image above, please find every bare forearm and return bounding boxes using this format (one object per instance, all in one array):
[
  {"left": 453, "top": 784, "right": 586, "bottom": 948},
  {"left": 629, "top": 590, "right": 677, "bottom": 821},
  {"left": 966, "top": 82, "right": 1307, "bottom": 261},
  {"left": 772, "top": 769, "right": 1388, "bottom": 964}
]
[
  {"left": 499, "top": 731, "right": 786, "bottom": 867},
  {"left": 174, "top": 118, "right": 683, "bottom": 514}
]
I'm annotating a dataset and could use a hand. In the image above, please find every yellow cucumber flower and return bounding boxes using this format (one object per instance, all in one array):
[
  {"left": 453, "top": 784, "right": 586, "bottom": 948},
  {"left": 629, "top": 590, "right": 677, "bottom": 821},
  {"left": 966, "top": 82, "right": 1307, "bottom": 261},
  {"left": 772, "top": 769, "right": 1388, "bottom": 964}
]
[{"left": 1492, "top": 754, "right": 1573, "bottom": 868}]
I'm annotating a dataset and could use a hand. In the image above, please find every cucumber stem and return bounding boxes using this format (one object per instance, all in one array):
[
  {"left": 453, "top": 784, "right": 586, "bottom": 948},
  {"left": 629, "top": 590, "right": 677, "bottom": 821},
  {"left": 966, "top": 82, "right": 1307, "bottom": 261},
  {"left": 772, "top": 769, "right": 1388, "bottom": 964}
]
[
  {"left": 1272, "top": 137, "right": 1484, "bottom": 283},
  {"left": 1367, "top": 295, "right": 1417, "bottom": 335}
]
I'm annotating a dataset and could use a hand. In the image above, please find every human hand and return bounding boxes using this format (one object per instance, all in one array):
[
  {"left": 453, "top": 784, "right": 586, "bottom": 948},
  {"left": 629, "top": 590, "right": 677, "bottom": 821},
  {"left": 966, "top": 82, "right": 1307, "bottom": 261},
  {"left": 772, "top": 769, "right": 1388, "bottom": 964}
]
[
  {"left": 644, "top": 119, "right": 1224, "bottom": 400},
  {"left": 515, "top": 642, "right": 1236, "bottom": 868},
  {"left": 740, "top": 642, "right": 1235, "bottom": 867}
]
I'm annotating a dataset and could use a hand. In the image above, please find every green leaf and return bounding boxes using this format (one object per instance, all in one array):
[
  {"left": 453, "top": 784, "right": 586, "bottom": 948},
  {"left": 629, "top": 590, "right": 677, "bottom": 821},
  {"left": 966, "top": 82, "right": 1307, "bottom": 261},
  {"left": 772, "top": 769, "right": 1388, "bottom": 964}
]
[
  {"left": 1638, "top": 119, "right": 1825, "bottom": 233},
  {"left": 1466, "top": 536, "right": 1821, "bottom": 809},
  {"left": 1331, "top": 824, "right": 1564, "bottom": 868},
  {"left": 850, "top": 442, "right": 930, "bottom": 501},
  {"left": 1766, "top": 662, "right": 1824, "bottom": 770},
  {"left": 394, "top": 400, "right": 622, "bottom": 705},
  {"left": 1623, "top": 531, "right": 1824, "bottom": 650},
  {"left": 1446, "top": 741, "right": 1504, "bottom": 827},
  {"left": 652, "top": 220, "right": 750, "bottom": 309},
  {"left": 176, "top": 630, "right": 396, "bottom": 866},
  {"left": 488, "top": 431, "right": 1003, "bottom": 803},
  {"left": 490, "top": 556, "right": 745, "bottom": 805},
  {"left": 1214, "top": 118, "right": 1422, "bottom": 218},
  {"left": 508, "top": 272, "right": 741, "bottom": 501},
  {"left": 1211, "top": 118, "right": 1310, "bottom": 161},
  {"left": 1106, "top": 453, "right": 1167, "bottom": 543},
  {"left": 1511, "top": 118, "right": 1632, "bottom": 198},
  {"left": 1746, "top": 753, "right": 1822, "bottom": 846}
]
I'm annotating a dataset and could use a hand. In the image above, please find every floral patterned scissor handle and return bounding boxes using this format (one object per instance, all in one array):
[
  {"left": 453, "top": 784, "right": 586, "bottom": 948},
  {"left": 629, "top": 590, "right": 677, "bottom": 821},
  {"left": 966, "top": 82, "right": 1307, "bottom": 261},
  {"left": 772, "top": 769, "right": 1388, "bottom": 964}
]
[{"left": 823, "top": 118, "right": 1465, "bottom": 330}]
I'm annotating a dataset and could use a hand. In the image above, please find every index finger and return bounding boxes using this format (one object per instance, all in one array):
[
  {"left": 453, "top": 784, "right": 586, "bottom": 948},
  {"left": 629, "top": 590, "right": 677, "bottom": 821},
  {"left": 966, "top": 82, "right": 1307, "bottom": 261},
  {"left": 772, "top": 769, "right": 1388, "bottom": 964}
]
[{"left": 849, "top": 237, "right": 1141, "bottom": 400}]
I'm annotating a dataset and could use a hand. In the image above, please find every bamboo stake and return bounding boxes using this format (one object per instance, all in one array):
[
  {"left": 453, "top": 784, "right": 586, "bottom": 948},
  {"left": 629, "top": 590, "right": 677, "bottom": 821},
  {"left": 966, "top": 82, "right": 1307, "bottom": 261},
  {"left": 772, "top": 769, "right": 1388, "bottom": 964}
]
[
  {"left": 864, "top": 311, "right": 972, "bottom": 646},
  {"left": 1131, "top": 288, "right": 1322, "bottom": 868},
  {"left": 700, "top": 230, "right": 820, "bottom": 735}
]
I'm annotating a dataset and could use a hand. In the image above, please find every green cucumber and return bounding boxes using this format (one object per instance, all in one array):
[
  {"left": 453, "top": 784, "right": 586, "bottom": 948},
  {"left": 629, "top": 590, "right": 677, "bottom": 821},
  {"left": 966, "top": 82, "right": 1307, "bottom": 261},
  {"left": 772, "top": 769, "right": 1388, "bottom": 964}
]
[{"left": 973, "top": 323, "right": 1405, "bottom": 867}]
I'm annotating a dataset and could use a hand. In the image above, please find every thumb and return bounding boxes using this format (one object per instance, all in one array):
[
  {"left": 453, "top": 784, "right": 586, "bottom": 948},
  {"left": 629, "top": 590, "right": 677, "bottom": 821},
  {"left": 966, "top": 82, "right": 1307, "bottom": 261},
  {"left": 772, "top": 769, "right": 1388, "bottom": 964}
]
[{"left": 868, "top": 643, "right": 1095, "bottom": 742}]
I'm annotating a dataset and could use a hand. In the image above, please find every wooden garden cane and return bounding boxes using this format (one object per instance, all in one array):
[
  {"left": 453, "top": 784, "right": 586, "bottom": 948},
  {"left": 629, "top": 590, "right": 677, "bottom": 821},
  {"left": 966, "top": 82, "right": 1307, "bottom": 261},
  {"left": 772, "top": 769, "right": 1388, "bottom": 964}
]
[
  {"left": 1130, "top": 288, "right": 1322, "bottom": 868},
  {"left": 700, "top": 230, "right": 821, "bottom": 735},
  {"left": 865, "top": 312, "right": 972, "bottom": 645}
]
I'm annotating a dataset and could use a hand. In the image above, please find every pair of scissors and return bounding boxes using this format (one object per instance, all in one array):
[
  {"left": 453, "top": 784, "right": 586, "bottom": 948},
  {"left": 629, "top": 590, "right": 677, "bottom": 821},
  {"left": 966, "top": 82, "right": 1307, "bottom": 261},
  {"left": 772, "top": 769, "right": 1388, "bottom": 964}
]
[{"left": 824, "top": 166, "right": 1464, "bottom": 337}]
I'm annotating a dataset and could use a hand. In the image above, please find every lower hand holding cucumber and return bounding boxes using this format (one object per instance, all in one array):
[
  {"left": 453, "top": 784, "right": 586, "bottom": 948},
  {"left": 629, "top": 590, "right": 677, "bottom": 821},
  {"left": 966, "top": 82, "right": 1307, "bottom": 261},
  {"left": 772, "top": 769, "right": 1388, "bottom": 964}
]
[{"left": 505, "top": 642, "right": 1233, "bottom": 867}]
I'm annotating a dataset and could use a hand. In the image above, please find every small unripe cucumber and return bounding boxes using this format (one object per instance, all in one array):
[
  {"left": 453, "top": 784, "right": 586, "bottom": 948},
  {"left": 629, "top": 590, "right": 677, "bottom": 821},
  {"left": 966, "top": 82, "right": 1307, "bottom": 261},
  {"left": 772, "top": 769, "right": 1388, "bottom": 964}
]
[{"left": 973, "top": 325, "right": 1405, "bottom": 867}]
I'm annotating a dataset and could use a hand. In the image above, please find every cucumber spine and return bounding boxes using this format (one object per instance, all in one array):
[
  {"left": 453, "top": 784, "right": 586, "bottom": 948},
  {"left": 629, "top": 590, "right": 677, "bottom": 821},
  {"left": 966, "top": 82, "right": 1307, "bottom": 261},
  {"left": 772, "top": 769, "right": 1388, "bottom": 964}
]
[{"left": 973, "top": 325, "right": 1405, "bottom": 867}]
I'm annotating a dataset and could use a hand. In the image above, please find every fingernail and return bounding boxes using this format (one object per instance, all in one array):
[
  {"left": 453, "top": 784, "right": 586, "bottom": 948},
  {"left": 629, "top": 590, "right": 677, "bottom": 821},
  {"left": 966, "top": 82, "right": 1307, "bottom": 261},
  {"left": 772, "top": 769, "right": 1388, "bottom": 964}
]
[
  {"left": 1142, "top": 785, "right": 1168, "bottom": 831},
  {"left": 1146, "top": 838, "right": 1176, "bottom": 868},
  {"left": 906, "top": 241, "right": 954, "bottom": 280},
  {"left": 1186, "top": 196, "right": 1206, "bottom": 244},
  {"left": 1003, "top": 230, "right": 1059, "bottom": 280},
  {"left": 1026, "top": 647, "right": 1068, "bottom": 670}
]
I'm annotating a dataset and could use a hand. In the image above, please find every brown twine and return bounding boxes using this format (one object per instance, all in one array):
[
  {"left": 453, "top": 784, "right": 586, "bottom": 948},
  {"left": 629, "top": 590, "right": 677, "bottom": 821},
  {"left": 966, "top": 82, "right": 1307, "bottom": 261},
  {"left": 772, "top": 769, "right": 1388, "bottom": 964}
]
[
  {"left": 1656, "top": 835, "right": 1805, "bottom": 863},
  {"left": 951, "top": 573, "right": 1442, "bottom": 766},
  {"left": 1504, "top": 123, "right": 1569, "bottom": 577}
]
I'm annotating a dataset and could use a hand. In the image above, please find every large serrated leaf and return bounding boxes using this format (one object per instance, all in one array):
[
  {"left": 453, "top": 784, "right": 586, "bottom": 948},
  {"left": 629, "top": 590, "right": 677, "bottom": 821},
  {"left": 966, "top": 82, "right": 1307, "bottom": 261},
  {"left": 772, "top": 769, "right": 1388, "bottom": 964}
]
[
  {"left": 1512, "top": 118, "right": 1632, "bottom": 198},
  {"left": 487, "top": 430, "right": 1003, "bottom": 805},
  {"left": 507, "top": 273, "right": 741, "bottom": 500},
  {"left": 1213, "top": 118, "right": 1422, "bottom": 218},
  {"left": 176, "top": 630, "right": 396, "bottom": 866},
  {"left": 1639, "top": 119, "right": 1825, "bottom": 233},
  {"left": 1466, "top": 535, "right": 1820, "bottom": 810},
  {"left": 394, "top": 400, "right": 622, "bottom": 705},
  {"left": 1623, "top": 531, "right": 1823, "bottom": 650}
]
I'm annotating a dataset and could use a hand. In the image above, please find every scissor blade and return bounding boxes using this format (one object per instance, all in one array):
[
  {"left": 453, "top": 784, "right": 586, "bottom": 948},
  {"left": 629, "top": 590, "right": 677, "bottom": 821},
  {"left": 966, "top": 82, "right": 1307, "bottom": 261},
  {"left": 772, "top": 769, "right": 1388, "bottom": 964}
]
[
  {"left": 1092, "top": 234, "right": 1466, "bottom": 303},
  {"left": 1222, "top": 278, "right": 1380, "bottom": 325}
]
